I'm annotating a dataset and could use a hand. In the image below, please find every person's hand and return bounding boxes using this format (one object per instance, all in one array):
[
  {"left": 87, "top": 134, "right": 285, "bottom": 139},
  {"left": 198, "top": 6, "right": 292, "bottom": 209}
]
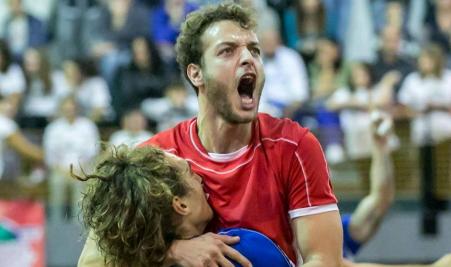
[
  {"left": 370, "top": 110, "right": 393, "bottom": 146},
  {"left": 432, "top": 253, "right": 451, "bottom": 267},
  {"left": 380, "top": 70, "right": 401, "bottom": 88},
  {"left": 167, "top": 232, "right": 252, "bottom": 267}
]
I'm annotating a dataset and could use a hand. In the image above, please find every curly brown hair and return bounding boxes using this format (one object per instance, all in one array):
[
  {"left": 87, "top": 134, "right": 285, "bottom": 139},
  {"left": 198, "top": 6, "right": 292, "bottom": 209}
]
[
  {"left": 73, "top": 145, "right": 189, "bottom": 267},
  {"left": 175, "top": 2, "right": 256, "bottom": 94}
]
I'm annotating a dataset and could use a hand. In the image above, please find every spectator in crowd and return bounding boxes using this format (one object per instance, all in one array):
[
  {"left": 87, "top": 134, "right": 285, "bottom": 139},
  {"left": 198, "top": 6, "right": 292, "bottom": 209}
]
[
  {"left": 87, "top": 0, "right": 149, "bottom": 84},
  {"left": 306, "top": 37, "right": 346, "bottom": 164},
  {"left": 257, "top": 24, "right": 309, "bottom": 119},
  {"left": 150, "top": 0, "right": 197, "bottom": 67},
  {"left": 49, "top": 0, "right": 99, "bottom": 63},
  {"left": 111, "top": 36, "right": 168, "bottom": 119},
  {"left": 284, "top": 0, "right": 336, "bottom": 64},
  {"left": 327, "top": 62, "right": 400, "bottom": 160},
  {"left": 2, "top": 0, "right": 48, "bottom": 62},
  {"left": 425, "top": 0, "right": 451, "bottom": 56},
  {"left": 21, "top": 0, "right": 57, "bottom": 23},
  {"left": 398, "top": 44, "right": 451, "bottom": 146},
  {"left": 0, "top": 39, "right": 25, "bottom": 110},
  {"left": 309, "top": 38, "right": 347, "bottom": 101},
  {"left": 378, "top": 0, "right": 423, "bottom": 54},
  {"left": 43, "top": 96, "right": 100, "bottom": 222},
  {"left": 239, "top": 0, "right": 280, "bottom": 32},
  {"left": 109, "top": 109, "right": 153, "bottom": 147},
  {"left": 141, "top": 80, "right": 198, "bottom": 132},
  {"left": 372, "top": 25, "right": 414, "bottom": 93},
  {"left": 61, "top": 58, "right": 112, "bottom": 123},
  {"left": 0, "top": 94, "right": 43, "bottom": 180},
  {"left": 18, "top": 48, "right": 69, "bottom": 128},
  {"left": 342, "top": 0, "right": 377, "bottom": 63}
]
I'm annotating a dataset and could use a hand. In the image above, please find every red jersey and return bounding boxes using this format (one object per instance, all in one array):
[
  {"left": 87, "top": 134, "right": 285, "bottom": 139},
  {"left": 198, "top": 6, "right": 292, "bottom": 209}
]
[{"left": 141, "top": 113, "right": 338, "bottom": 263}]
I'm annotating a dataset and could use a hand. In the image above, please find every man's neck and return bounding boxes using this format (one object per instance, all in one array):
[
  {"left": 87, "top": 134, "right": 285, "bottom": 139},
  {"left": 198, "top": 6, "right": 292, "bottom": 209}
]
[{"left": 197, "top": 112, "right": 253, "bottom": 154}]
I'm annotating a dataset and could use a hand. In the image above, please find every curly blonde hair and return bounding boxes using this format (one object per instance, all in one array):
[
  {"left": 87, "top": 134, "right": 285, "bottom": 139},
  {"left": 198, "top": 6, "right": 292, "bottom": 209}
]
[{"left": 73, "top": 145, "right": 188, "bottom": 267}]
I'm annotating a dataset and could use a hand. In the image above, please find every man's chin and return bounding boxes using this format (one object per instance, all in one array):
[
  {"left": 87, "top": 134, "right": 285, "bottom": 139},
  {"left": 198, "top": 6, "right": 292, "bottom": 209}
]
[{"left": 223, "top": 111, "right": 257, "bottom": 124}]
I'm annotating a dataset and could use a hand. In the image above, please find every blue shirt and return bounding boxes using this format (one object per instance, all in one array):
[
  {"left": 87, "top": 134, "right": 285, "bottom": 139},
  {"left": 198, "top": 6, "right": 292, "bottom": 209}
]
[
  {"left": 219, "top": 228, "right": 294, "bottom": 267},
  {"left": 342, "top": 214, "right": 362, "bottom": 258}
]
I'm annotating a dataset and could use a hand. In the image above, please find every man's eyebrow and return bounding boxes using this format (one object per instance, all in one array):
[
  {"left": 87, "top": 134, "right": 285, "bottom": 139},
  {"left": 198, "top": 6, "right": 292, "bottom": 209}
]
[
  {"left": 215, "top": 41, "right": 238, "bottom": 48},
  {"left": 247, "top": 41, "right": 260, "bottom": 47},
  {"left": 215, "top": 41, "right": 260, "bottom": 48}
]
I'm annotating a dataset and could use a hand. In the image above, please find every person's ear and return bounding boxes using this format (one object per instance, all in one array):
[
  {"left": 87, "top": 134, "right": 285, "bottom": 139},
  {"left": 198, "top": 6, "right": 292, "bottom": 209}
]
[
  {"left": 187, "top": 63, "right": 204, "bottom": 88},
  {"left": 172, "top": 196, "right": 190, "bottom": 216}
]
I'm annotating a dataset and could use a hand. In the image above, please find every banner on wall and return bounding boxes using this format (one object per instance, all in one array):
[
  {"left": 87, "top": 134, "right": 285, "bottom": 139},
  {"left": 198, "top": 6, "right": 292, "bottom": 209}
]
[{"left": 0, "top": 200, "right": 45, "bottom": 267}]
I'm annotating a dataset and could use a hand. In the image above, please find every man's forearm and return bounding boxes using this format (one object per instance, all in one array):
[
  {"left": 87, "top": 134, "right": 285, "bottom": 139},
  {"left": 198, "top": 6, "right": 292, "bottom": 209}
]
[{"left": 369, "top": 146, "right": 394, "bottom": 208}]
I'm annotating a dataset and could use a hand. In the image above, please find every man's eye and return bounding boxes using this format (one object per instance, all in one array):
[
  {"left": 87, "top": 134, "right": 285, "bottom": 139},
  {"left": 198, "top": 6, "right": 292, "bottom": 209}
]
[
  {"left": 251, "top": 47, "right": 261, "bottom": 56},
  {"left": 220, "top": 47, "right": 233, "bottom": 55}
]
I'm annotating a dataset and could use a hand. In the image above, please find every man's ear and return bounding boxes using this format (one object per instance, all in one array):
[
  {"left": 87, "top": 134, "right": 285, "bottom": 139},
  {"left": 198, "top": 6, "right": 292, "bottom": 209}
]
[
  {"left": 187, "top": 63, "right": 204, "bottom": 88},
  {"left": 172, "top": 196, "right": 190, "bottom": 216}
]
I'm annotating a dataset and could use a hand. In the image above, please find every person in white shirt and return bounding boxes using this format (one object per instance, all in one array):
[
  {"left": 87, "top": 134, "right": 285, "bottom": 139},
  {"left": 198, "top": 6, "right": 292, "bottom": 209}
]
[
  {"left": 257, "top": 25, "right": 309, "bottom": 118},
  {"left": 398, "top": 44, "right": 451, "bottom": 146},
  {"left": 109, "top": 109, "right": 153, "bottom": 147},
  {"left": 43, "top": 96, "right": 100, "bottom": 222},
  {"left": 19, "top": 48, "right": 70, "bottom": 127},
  {"left": 0, "top": 39, "right": 25, "bottom": 110},
  {"left": 60, "top": 58, "right": 113, "bottom": 123},
  {"left": 0, "top": 95, "right": 43, "bottom": 179}
]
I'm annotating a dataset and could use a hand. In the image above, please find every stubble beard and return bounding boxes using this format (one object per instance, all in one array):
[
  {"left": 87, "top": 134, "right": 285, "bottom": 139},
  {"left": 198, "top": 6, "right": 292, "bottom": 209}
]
[{"left": 204, "top": 75, "right": 262, "bottom": 124}]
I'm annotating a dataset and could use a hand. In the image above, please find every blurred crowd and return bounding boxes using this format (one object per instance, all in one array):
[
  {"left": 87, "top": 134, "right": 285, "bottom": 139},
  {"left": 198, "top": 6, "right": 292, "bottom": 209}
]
[{"left": 0, "top": 0, "right": 451, "bottom": 220}]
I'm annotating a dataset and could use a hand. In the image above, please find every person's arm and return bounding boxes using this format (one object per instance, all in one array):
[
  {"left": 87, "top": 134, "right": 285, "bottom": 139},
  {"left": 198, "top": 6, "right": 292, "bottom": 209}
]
[
  {"left": 163, "top": 233, "right": 252, "bottom": 267},
  {"left": 347, "top": 112, "right": 395, "bottom": 243},
  {"left": 288, "top": 131, "right": 343, "bottom": 267},
  {"left": 342, "top": 253, "right": 451, "bottom": 267},
  {"left": 6, "top": 131, "right": 44, "bottom": 162},
  {"left": 78, "top": 231, "right": 252, "bottom": 267},
  {"left": 78, "top": 231, "right": 111, "bottom": 267},
  {"left": 292, "top": 211, "right": 343, "bottom": 267}
]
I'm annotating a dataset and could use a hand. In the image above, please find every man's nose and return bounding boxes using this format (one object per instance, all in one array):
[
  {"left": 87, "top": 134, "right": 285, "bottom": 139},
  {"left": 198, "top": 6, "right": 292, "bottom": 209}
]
[{"left": 239, "top": 47, "right": 254, "bottom": 66}]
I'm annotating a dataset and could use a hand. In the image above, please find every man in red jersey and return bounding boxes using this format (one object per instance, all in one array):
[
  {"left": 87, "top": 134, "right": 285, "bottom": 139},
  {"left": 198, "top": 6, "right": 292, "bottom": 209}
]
[{"left": 78, "top": 3, "right": 342, "bottom": 267}]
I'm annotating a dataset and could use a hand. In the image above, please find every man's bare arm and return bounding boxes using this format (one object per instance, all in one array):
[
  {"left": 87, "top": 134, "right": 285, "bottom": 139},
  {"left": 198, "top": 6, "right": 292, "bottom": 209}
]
[
  {"left": 348, "top": 113, "right": 395, "bottom": 243},
  {"left": 164, "top": 233, "right": 252, "bottom": 267},
  {"left": 292, "top": 211, "right": 343, "bottom": 267},
  {"left": 78, "top": 231, "right": 252, "bottom": 267},
  {"left": 78, "top": 231, "right": 110, "bottom": 267}
]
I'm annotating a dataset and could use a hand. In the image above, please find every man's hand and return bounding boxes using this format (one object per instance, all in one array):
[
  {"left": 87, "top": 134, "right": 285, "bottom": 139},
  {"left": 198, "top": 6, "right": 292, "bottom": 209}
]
[{"left": 166, "top": 232, "right": 252, "bottom": 267}]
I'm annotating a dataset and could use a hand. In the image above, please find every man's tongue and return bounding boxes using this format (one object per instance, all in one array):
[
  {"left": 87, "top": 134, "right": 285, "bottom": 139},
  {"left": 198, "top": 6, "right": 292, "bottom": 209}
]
[{"left": 240, "top": 93, "right": 254, "bottom": 109}]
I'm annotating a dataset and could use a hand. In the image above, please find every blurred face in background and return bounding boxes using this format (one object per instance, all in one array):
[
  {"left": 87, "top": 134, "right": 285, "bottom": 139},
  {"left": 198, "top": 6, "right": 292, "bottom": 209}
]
[
  {"left": 8, "top": 0, "right": 23, "bottom": 16},
  {"left": 23, "top": 49, "right": 41, "bottom": 75},
  {"left": 259, "top": 28, "right": 280, "bottom": 58},
  {"left": 385, "top": 1, "right": 404, "bottom": 29},
  {"left": 166, "top": 84, "right": 188, "bottom": 109},
  {"left": 418, "top": 52, "right": 436, "bottom": 76},
  {"left": 381, "top": 26, "right": 401, "bottom": 57},
  {"left": 300, "top": 0, "right": 321, "bottom": 14},
  {"left": 109, "top": 0, "right": 131, "bottom": 16},
  {"left": 63, "top": 60, "right": 82, "bottom": 86},
  {"left": 122, "top": 110, "right": 148, "bottom": 133},
  {"left": 316, "top": 39, "right": 339, "bottom": 67},
  {"left": 132, "top": 37, "right": 151, "bottom": 69},
  {"left": 351, "top": 63, "right": 371, "bottom": 88},
  {"left": 60, "top": 98, "right": 78, "bottom": 121},
  {"left": 436, "top": 0, "right": 451, "bottom": 9}
]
